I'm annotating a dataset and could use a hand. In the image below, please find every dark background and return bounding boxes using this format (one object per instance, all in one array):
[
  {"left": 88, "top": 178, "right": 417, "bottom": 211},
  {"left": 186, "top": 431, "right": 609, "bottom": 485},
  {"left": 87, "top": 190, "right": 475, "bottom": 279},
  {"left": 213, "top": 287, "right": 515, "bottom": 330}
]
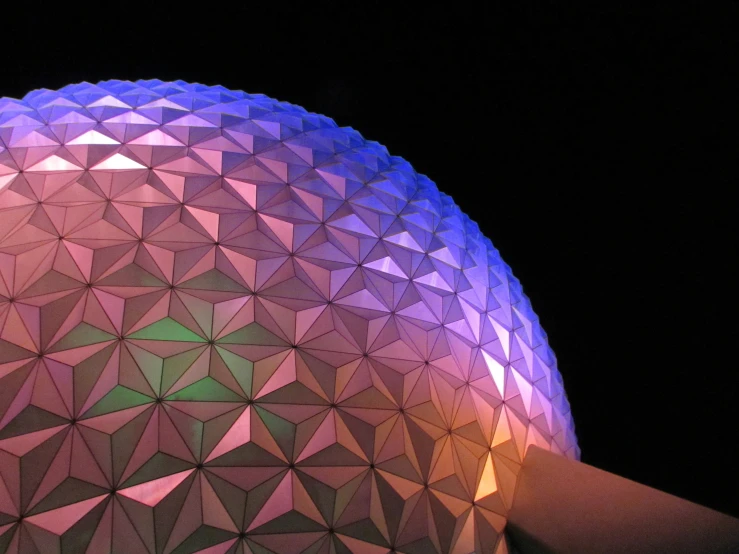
[{"left": 3, "top": 4, "right": 738, "bottom": 517}]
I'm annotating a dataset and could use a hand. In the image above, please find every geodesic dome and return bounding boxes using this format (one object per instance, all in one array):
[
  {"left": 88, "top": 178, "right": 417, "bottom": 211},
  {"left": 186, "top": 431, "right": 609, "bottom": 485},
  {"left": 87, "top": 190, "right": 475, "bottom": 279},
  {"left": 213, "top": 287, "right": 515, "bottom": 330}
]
[{"left": 0, "top": 80, "right": 578, "bottom": 554}]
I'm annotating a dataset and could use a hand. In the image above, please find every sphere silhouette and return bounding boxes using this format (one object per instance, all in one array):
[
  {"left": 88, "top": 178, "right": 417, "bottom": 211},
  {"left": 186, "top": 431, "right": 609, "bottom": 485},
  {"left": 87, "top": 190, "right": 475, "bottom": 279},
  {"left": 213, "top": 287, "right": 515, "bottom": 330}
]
[{"left": 0, "top": 80, "right": 577, "bottom": 554}]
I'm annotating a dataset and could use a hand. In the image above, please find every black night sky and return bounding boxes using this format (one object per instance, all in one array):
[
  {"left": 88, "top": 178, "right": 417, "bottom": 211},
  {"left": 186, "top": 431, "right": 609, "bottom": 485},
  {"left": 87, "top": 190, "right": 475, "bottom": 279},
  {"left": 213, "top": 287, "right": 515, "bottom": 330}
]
[{"left": 3, "top": 4, "right": 738, "bottom": 517}]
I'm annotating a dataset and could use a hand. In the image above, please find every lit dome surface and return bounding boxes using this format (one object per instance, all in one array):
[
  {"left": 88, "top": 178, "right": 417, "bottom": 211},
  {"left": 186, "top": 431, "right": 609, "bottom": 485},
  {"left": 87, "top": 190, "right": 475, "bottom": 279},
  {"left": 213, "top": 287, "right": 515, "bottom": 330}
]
[{"left": 0, "top": 80, "right": 577, "bottom": 554}]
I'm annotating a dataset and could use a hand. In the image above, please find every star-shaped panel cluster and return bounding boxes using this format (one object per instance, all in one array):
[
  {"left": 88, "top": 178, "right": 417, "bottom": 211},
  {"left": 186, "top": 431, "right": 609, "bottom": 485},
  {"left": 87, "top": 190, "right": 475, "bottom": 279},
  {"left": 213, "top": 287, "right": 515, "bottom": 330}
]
[{"left": 0, "top": 80, "right": 578, "bottom": 554}]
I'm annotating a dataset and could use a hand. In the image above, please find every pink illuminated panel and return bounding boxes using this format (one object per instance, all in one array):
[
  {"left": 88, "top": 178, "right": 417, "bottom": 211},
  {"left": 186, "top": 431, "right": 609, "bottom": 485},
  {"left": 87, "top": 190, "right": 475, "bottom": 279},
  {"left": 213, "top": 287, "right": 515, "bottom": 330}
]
[{"left": 0, "top": 80, "right": 577, "bottom": 553}]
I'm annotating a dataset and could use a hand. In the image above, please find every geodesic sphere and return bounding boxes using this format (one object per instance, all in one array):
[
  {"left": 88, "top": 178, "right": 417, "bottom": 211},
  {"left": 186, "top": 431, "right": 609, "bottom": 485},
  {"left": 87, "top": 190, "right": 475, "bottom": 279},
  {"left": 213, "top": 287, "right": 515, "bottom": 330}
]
[{"left": 0, "top": 80, "right": 578, "bottom": 554}]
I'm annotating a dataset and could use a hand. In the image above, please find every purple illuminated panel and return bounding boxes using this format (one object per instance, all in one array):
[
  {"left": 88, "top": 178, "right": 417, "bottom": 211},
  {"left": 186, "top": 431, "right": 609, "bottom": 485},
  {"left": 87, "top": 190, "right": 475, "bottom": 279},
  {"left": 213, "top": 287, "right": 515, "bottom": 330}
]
[{"left": 0, "top": 80, "right": 577, "bottom": 554}]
